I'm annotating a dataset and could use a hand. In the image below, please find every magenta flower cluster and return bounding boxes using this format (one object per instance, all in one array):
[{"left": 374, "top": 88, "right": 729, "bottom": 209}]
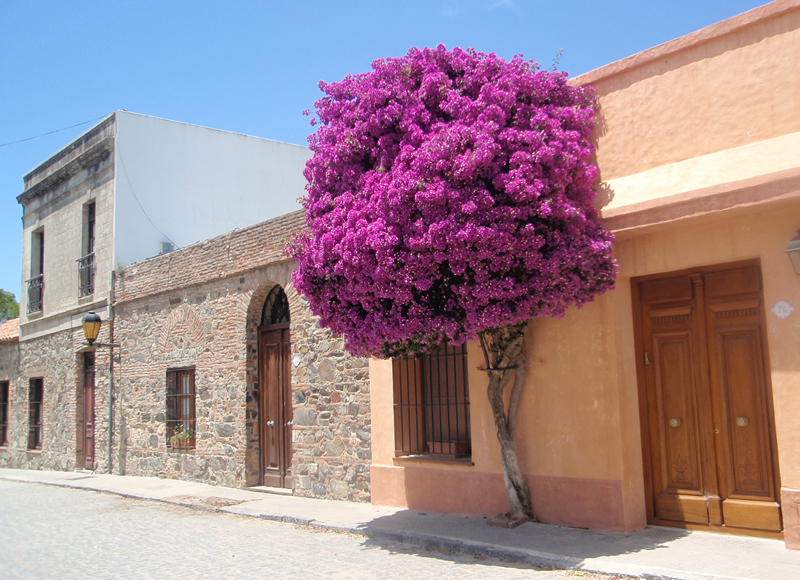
[{"left": 290, "top": 46, "right": 616, "bottom": 358}]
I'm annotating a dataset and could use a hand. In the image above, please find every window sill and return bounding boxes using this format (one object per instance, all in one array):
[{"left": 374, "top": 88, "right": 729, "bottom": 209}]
[
  {"left": 393, "top": 455, "right": 474, "bottom": 467},
  {"left": 26, "top": 449, "right": 42, "bottom": 454}
]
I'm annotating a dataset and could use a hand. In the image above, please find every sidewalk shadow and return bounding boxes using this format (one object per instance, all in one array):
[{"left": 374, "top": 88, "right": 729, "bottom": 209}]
[{"left": 355, "top": 509, "right": 690, "bottom": 570}]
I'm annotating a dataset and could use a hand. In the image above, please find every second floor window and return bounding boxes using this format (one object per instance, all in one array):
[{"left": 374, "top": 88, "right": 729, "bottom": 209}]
[
  {"left": 27, "top": 229, "right": 44, "bottom": 314},
  {"left": 78, "top": 201, "right": 95, "bottom": 297}
]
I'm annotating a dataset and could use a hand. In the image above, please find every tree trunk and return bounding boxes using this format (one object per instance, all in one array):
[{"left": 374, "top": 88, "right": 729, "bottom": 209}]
[{"left": 479, "top": 324, "right": 534, "bottom": 525}]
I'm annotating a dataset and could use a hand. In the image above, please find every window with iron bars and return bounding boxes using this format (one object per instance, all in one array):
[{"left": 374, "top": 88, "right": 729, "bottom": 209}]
[
  {"left": 28, "top": 378, "right": 43, "bottom": 450},
  {"left": 166, "top": 368, "right": 196, "bottom": 450},
  {"left": 78, "top": 201, "right": 95, "bottom": 297},
  {"left": 392, "top": 343, "right": 471, "bottom": 459},
  {"left": 77, "top": 253, "right": 95, "bottom": 297},
  {"left": 0, "top": 381, "right": 8, "bottom": 446},
  {"left": 27, "top": 229, "right": 44, "bottom": 314}
]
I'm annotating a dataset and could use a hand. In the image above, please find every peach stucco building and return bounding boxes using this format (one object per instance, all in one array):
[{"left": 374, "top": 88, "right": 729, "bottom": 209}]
[{"left": 369, "top": 0, "right": 800, "bottom": 549}]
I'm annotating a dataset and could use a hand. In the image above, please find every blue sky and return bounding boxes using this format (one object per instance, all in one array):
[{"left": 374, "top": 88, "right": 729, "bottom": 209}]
[{"left": 0, "top": 0, "right": 767, "bottom": 300}]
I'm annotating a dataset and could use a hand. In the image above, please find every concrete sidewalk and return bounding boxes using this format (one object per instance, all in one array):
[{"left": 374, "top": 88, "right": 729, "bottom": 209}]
[{"left": 1, "top": 468, "right": 797, "bottom": 580}]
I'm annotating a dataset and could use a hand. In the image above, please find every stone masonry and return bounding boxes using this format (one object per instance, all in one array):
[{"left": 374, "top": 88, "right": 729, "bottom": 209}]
[
  {"left": 289, "top": 298, "right": 371, "bottom": 501},
  {"left": 0, "top": 320, "right": 20, "bottom": 464},
  {"left": 0, "top": 320, "right": 113, "bottom": 472},
  {"left": 113, "top": 210, "right": 371, "bottom": 501}
]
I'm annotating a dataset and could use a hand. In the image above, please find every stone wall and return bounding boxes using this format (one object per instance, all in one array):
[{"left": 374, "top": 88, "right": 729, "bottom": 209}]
[
  {"left": 114, "top": 211, "right": 371, "bottom": 500},
  {"left": 0, "top": 326, "right": 113, "bottom": 472},
  {"left": 0, "top": 331, "right": 20, "bottom": 462},
  {"left": 290, "top": 299, "right": 371, "bottom": 501},
  {"left": 115, "top": 272, "right": 262, "bottom": 486}
]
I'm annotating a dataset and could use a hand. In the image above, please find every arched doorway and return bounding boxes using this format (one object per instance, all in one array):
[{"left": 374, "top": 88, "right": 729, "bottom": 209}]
[{"left": 258, "top": 285, "right": 292, "bottom": 488}]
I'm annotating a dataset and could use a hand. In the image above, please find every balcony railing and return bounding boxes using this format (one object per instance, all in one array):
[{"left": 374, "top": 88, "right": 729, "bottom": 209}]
[
  {"left": 26, "top": 274, "right": 43, "bottom": 314},
  {"left": 77, "top": 253, "right": 95, "bottom": 297}
]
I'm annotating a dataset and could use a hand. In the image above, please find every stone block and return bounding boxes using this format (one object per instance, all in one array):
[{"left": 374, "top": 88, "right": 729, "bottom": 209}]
[
  {"left": 325, "top": 437, "right": 345, "bottom": 457},
  {"left": 330, "top": 480, "right": 349, "bottom": 499},
  {"left": 215, "top": 424, "right": 235, "bottom": 437}
]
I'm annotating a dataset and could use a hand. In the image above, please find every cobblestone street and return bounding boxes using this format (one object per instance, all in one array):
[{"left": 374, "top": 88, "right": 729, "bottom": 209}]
[{"left": 0, "top": 481, "right": 612, "bottom": 580}]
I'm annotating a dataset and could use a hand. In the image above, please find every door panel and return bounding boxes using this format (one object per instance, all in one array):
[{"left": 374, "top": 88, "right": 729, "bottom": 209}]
[
  {"left": 282, "top": 331, "right": 292, "bottom": 482},
  {"left": 83, "top": 353, "right": 95, "bottom": 470},
  {"left": 637, "top": 263, "right": 781, "bottom": 533},
  {"left": 652, "top": 334, "right": 705, "bottom": 499},
  {"left": 720, "top": 499, "right": 782, "bottom": 531},
  {"left": 705, "top": 282, "right": 782, "bottom": 531},
  {"left": 259, "top": 327, "right": 291, "bottom": 488},
  {"left": 647, "top": 307, "right": 710, "bottom": 524}
]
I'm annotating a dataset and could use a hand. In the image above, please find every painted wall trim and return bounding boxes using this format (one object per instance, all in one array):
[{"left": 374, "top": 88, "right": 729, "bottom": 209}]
[
  {"left": 602, "top": 131, "right": 800, "bottom": 214},
  {"left": 371, "top": 465, "right": 633, "bottom": 532},
  {"left": 602, "top": 167, "right": 800, "bottom": 234}
]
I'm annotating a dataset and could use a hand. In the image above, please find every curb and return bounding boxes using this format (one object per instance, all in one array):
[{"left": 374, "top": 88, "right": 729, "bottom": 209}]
[{"left": 0, "top": 476, "right": 745, "bottom": 580}]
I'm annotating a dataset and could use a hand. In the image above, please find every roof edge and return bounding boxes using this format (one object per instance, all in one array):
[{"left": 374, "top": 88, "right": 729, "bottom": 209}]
[
  {"left": 572, "top": 0, "right": 800, "bottom": 86},
  {"left": 116, "top": 110, "right": 310, "bottom": 149},
  {"left": 17, "top": 137, "right": 115, "bottom": 206},
  {"left": 22, "top": 113, "right": 116, "bottom": 187},
  {"left": 0, "top": 317, "right": 20, "bottom": 343}
]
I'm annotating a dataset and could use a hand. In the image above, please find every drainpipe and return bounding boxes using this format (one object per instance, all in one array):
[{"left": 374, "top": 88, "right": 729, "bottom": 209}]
[{"left": 108, "top": 269, "right": 116, "bottom": 475}]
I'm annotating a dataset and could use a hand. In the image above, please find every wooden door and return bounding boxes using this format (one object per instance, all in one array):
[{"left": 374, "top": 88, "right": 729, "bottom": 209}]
[
  {"left": 83, "top": 352, "right": 96, "bottom": 470},
  {"left": 258, "top": 327, "right": 292, "bottom": 488},
  {"left": 636, "top": 263, "right": 781, "bottom": 533}
]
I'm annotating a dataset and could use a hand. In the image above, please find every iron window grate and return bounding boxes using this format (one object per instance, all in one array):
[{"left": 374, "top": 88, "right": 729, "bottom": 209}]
[{"left": 393, "top": 343, "right": 471, "bottom": 459}]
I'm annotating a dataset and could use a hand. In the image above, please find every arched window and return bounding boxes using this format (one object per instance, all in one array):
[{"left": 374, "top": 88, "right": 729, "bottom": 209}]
[{"left": 260, "top": 285, "right": 290, "bottom": 327}]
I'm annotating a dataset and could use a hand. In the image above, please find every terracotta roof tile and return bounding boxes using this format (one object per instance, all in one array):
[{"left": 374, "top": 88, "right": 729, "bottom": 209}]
[{"left": 0, "top": 318, "right": 20, "bottom": 342}]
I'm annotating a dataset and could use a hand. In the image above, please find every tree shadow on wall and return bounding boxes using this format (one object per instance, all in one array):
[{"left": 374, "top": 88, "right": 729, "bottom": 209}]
[{"left": 591, "top": 98, "right": 614, "bottom": 213}]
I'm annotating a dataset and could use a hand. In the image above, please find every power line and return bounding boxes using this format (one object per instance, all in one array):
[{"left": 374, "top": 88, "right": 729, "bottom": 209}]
[
  {"left": 0, "top": 115, "right": 108, "bottom": 149},
  {"left": 117, "top": 146, "right": 178, "bottom": 249}
]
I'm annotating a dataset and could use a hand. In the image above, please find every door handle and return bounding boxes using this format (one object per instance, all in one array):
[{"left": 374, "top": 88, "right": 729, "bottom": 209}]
[
  {"left": 736, "top": 416, "right": 749, "bottom": 427},
  {"left": 669, "top": 417, "right": 681, "bottom": 428},
  {"left": 286, "top": 421, "right": 293, "bottom": 427},
  {"left": 267, "top": 421, "right": 274, "bottom": 427}
]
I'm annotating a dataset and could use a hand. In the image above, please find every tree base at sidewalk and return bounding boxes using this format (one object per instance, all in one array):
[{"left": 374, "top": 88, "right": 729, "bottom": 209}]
[{"left": 488, "top": 512, "right": 537, "bottom": 528}]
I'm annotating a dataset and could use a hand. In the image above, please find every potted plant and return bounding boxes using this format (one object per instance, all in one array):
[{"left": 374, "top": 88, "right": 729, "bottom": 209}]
[{"left": 169, "top": 424, "right": 194, "bottom": 449}]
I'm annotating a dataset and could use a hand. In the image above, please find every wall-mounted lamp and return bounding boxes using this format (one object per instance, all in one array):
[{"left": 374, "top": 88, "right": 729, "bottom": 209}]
[
  {"left": 82, "top": 311, "right": 102, "bottom": 345},
  {"left": 786, "top": 230, "right": 800, "bottom": 276},
  {"left": 81, "top": 311, "right": 119, "bottom": 348}
]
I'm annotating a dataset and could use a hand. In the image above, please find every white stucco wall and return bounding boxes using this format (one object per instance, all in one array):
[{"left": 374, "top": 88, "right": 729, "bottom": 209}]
[{"left": 113, "top": 111, "right": 310, "bottom": 268}]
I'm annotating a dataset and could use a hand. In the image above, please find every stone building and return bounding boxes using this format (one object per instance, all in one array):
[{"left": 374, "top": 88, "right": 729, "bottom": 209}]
[
  {"left": 1, "top": 105, "right": 371, "bottom": 500},
  {"left": 112, "top": 211, "right": 370, "bottom": 500},
  {"left": 0, "top": 318, "right": 20, "bottom": 460},
  {"left": 3, "top": 111, "right": 312, "bottom": 481}
]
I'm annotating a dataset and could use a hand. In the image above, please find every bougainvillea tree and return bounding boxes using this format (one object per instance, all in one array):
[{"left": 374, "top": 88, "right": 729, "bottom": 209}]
[{"left": 290, "top": 45, "right": 616, "bottom": 525}]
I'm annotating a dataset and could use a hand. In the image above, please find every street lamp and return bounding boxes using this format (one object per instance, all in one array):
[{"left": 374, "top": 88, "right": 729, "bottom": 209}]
[
  {"left": 82, "top": 311, "right": 102, "bottom": 345},
  {"left": 81, "top": 311, "right": 119, "bottom": 348},
  {"left": 786, "top": 230, "right": 800, "bottom": 276}
]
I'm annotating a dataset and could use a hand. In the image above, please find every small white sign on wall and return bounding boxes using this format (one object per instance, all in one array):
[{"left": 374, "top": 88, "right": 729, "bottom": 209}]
[{"left": 771, "top": 301, "right": 794, "bottom": 319}]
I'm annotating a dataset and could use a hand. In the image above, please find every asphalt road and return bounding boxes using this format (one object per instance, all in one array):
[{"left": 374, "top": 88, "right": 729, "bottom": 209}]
[{"left": 0, "top": 480, "right": 619, "bottom": 580}]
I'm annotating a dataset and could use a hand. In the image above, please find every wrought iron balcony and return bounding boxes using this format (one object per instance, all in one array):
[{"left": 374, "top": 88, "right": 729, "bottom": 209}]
[
  {"left": 77, "top": 253, "right": 95, "bottom": 297},
  {"left": 26, "top": 274, "right": 43, "bottom": 314}
]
